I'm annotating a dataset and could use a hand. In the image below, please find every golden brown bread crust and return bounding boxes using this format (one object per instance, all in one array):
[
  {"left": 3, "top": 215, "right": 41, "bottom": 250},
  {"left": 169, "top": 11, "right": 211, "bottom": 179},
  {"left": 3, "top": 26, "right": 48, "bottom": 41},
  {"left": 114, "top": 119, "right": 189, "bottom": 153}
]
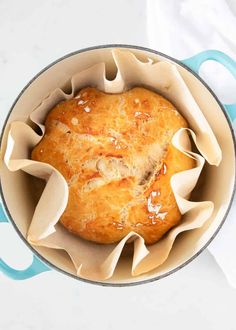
[{"left": 31, "top": 87, "right": 195, "bottom": 245}]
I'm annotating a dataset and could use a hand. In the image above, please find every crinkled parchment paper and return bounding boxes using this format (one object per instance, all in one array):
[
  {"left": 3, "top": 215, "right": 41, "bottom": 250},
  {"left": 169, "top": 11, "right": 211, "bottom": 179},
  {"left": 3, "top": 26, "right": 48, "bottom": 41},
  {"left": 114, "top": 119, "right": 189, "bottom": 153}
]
[{"left": 4, "top": 49, "right": 222, "bottom": 280}]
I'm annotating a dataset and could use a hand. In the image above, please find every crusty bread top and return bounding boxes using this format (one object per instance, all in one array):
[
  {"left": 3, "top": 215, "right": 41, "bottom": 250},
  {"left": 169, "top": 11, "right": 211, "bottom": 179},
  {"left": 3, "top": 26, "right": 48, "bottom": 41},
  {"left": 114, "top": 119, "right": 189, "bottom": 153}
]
[{"left": 31, "top": 87, "right": 195, "bottom": 244}]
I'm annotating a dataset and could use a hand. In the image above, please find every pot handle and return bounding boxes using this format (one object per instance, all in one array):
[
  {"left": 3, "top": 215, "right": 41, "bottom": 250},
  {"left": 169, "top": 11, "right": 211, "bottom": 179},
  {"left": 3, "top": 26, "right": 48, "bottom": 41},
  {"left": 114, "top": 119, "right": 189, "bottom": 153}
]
[
  {"left": 0, "top": 203, "right": 50, "bottom": 280},
  {"left": 182, "top": 50, "right": 236, "bottom": 122}
]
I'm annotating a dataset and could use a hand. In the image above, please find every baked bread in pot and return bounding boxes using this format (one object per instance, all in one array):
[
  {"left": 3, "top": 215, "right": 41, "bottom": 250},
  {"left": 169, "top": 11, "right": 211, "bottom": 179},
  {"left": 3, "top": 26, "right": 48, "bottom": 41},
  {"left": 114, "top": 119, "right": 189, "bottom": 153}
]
[{"left": 32, "top": 87, "right": 195, "bottom": 244}]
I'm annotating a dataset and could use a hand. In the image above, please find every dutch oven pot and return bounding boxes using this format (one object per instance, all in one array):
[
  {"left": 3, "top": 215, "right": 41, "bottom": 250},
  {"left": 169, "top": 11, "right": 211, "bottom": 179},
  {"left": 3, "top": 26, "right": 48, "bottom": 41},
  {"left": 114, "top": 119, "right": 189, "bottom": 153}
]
[{"left": 0, "top": 45, "right": 235, "bottom": 286}]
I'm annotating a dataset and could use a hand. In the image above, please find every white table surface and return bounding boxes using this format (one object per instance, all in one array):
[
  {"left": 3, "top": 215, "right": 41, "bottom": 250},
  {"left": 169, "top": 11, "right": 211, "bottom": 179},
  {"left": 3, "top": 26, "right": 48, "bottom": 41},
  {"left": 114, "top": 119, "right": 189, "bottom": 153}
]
[{"left": 1, "top": 1, "right": 236, "bottom": 329}]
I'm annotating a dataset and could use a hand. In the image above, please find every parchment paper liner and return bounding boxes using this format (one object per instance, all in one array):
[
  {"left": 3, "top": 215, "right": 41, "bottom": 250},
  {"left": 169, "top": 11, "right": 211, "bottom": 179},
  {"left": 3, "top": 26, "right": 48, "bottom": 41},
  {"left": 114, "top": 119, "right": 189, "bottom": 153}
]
[{"left": 4, "top": 49, "right": 222, "bottom": 280}]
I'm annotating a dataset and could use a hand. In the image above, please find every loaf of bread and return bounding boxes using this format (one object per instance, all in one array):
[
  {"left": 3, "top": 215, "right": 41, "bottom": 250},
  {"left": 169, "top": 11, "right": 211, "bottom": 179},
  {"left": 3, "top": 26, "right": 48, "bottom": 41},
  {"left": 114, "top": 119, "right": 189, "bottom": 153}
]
[{"left": 31, "top": 87, "right": 195, "bottom": 244}]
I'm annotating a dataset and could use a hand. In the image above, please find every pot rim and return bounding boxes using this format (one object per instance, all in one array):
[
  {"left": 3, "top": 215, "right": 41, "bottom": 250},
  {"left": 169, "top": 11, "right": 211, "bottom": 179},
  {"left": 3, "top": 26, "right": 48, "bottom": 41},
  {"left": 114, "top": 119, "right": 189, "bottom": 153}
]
[{"left": 1, "top": 43, "right": 236, "bottom": 287}]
